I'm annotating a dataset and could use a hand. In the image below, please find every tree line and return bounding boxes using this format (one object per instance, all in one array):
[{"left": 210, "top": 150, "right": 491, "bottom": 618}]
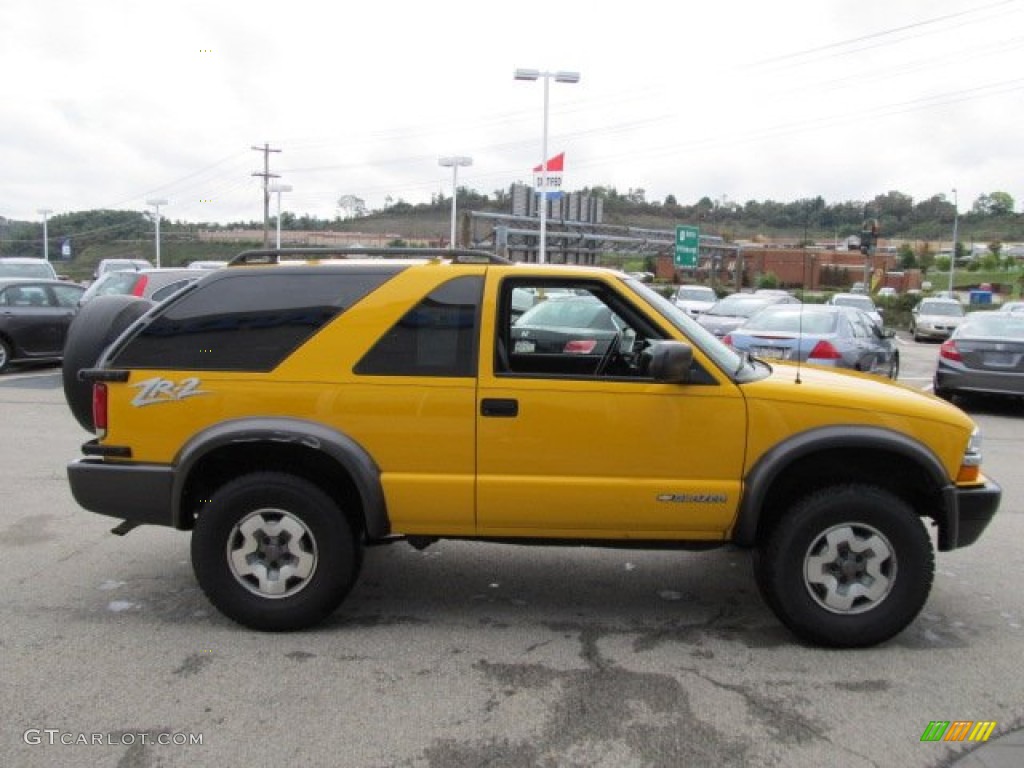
[{"left": 1, "top": 188, "right": 1020, "bottom": 257}]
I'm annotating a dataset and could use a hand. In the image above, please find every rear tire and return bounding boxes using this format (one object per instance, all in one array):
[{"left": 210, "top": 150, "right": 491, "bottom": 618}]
[
  {"left": 754, "top": 484, "right": 933, "bottom": 648},
  {"left": 62, "top": 295, "right": 153, "bottom": 431},
  {"left": 888, "top": 352, "right": 900, "bottom": 380},
  {"left": 191, "top": 472, "right": 362, "bottom": 631}
]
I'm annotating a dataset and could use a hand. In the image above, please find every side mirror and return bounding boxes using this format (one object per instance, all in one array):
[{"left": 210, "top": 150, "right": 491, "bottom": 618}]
[{"left": 647, "top": 341, "right": 693, "bottom": 384}]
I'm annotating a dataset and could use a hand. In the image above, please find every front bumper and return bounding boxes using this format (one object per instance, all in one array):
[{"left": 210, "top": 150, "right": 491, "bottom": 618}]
[
  {"left": 67, "top": 458, "right": 178, "bottom": 528},
  {"left": 943, "top": 478, "right": 1002, "bottom": 550}
]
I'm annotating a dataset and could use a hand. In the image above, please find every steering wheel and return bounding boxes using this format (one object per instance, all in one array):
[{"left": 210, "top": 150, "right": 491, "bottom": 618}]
[{"left": 595, "top": 331, "right": 623, "bottom": 376}]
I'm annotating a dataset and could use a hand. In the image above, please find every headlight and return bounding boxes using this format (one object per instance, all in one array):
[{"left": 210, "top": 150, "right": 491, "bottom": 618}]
[{"left": 957, "top": 427, "right": 983, "bottom": 482}]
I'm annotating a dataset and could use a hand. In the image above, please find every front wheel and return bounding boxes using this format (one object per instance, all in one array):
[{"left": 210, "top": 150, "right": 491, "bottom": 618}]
[
  {"left": 191, "top": 472, "right": 361, "bottom": 631},
  {"left": 753, "top": 484, "right": 933, "bottom": 648}
]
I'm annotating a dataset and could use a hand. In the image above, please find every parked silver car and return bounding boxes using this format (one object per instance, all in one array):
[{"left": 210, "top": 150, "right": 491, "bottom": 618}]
[{"left": 723, "top": 304, "right": 899, "bottom": 379}]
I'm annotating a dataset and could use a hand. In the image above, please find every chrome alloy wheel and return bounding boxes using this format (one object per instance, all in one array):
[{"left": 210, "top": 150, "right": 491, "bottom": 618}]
[
  {"left": 803, "top": 523, "right": 896, "bottom": 614},
  {"left": 227, "top": 509, "right": 318, "bottom": 598}
]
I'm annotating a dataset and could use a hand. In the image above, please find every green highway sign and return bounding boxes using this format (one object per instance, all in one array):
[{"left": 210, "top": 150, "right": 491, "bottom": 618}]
[{"left": 674, "top": 225, "right": 700, "bottom": 267}]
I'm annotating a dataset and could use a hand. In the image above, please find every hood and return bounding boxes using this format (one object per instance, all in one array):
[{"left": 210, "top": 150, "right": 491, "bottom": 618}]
[{"left": 743, "top": 360, "right": 975, "bottom": 430}]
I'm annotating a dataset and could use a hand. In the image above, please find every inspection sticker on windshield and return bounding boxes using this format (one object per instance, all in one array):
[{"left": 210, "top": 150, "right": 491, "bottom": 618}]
[{"left": 131, "top": 377, "right": 209, "bottom": 407}]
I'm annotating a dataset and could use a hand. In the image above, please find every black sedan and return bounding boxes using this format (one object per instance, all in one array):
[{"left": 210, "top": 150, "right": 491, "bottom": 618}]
[
  {"left": 0, "top": 278, "right": 86, "bottom": 373},
  {"left": 509, "top": 294, "right": 629, "bottom": 376},
  {"left": 934, "top": 312, "right": 1024, "bottom": 402}
]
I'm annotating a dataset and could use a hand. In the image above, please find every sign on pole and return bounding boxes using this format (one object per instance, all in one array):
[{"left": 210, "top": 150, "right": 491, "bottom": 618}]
[
  {"left": 533, "top": 152, "right": 564, "bottom": 200},
  {"left": 675, "top": 225, "right": 699, "bottom": 267}
]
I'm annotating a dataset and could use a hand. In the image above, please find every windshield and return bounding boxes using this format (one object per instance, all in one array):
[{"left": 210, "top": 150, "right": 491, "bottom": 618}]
[
  {"left": 515, "top": 297, "right": 613, "bottom": 330},
  {"left": 832, "top": 296, "right": 875, "bottom": 311},
  {"left": 676, "top": 287, "right": 716, "bottom": 301},
  {"left": 961, "top": 314, "right": 1024, "bottom": 338},
  {"left": 622, "top": 279, "right": 750, "bottom": 378},
  {"left": 742, "top": 307, "right": 839, "bottom": 334},
  {"left": 921, "top": 302, "right": 964, "bottom": 317},
  {"left": 704, "top": 296, "right": 773, "bottom": 318},
  {"left": 0, "top": 262, "right": 56, "bottom": 279}
]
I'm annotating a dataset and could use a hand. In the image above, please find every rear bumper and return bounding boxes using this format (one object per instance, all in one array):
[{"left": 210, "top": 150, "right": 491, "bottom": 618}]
[
  {"left": 935, "top": 364, "right": 1024, "bottom": 397},
  {"left": 946, "top": 478, "right": 1001, "bottom": 550},
  {"left": 67, "top": 458, "right": 178, "bottom": 528}
]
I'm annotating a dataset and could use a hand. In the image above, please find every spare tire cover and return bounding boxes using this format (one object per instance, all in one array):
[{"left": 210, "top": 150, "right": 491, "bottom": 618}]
[{"left": 62, "top": 295, "right": 154, "bottom": 432}]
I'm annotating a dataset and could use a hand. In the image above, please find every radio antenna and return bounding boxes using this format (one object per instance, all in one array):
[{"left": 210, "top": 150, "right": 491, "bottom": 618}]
[{"left": 794, "top": 286, "right": 802, "bottom": 385}]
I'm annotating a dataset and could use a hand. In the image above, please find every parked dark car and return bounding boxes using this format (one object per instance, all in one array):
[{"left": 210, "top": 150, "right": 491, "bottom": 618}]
[
  {"left": 723, "top": 304, "right": 899, "bottom": 379},
  {"left": 77, "top": 268, "right": 209, "bottom": 306},
  {"left": 509, "top": 293, "right": 634, "bottom": 375},
  {"left": 0, "top": 278, "right": 86, "bottom": 372},
  {"left": 934, "top": 312, "right": 1024, "bottom": 402},
  {"left": 696, "top": 292, "right": 800, "bottom": 337}
]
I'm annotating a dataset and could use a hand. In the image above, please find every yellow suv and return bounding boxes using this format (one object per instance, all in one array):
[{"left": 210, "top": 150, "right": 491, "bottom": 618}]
[{"left": 64, "top": 248, "right": 1001, "bottom": 647}]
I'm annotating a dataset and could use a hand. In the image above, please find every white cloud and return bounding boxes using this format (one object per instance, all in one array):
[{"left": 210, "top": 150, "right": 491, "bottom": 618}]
[{"left": 2, "top": 0, "right": 1022, "bottom": 223}]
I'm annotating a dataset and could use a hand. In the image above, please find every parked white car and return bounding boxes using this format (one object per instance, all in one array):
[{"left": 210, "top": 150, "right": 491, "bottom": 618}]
[{"left": 671, "top": 285, "right": 717, "bottom": 316}]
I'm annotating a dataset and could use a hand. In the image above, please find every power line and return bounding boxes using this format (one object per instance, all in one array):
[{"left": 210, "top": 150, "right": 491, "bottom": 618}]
[{"left": 251, "top": 143, "right": 281, "bottom": 247}]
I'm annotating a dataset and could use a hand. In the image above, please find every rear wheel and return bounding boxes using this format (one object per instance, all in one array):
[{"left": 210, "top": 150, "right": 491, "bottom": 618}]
[
  {"left": 754, "top": 484, "right": 933, "bottom": 648},
  {"left": 191, "top": 472, "right": 362, "bottom": 631},
  {"left": 888, "top": 352, "right": 900, "bottom": 380}
]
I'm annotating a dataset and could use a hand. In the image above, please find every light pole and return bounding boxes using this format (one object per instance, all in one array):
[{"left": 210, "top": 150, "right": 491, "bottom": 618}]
[
  {"left": 37, "top": 209, "right": 52, "bottom": 262},
  {"left": 146, "top": 199, "right": 168, "bottom": 268},
  {"left": 948, "top": 188, "right": 959, "bottom": 295},
  {"left": 438, "top": 156, "right": 472, "bottom": 249},
  {"left": 269, "top": 184, "right": 292, "bottom": 249},
  {"left": 514, "top": 68, "right": 580, "bottom": 264}
]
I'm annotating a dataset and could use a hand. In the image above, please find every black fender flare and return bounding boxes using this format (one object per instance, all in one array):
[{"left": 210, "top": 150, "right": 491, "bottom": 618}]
[
  {"left": 171, "top": 418, "right": 388, "bottom": 538},
  {"left": 733, "top": 425, "right": 954, "bottom": 548}
]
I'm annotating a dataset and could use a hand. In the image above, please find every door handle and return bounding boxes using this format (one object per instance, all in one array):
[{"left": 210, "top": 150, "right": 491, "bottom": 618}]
[{"left": 481, "top": 398, "right": 519, "bottom": 418}]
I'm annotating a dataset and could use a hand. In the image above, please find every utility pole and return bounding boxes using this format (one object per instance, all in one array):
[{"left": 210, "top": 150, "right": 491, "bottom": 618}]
[{"left": 251, "top": 143, "right": 281, "bottom": 248}]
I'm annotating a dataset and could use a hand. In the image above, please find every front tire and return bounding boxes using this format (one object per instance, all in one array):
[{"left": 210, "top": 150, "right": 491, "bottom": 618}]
[
  {"left": 754, "top": 484, "right": 933, "bottom": 648},
  {"left": 0, "top": 336, "right": 12, "bottom": 374},
  {"left": 191, "top": 472, "right": 361, "bottom": 631}
]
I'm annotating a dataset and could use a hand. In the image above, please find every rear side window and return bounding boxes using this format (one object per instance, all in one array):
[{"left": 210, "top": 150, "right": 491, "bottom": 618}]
[
  {"left": 112, "top": 270, "right": 397, "bottom": 371},
  {"left": 355, "top": 276, "right": 482, "bottom": 377}
]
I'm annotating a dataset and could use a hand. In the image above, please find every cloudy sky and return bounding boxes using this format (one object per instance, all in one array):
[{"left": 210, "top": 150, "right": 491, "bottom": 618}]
[{"left": 2, "top": 0, "right": 1022, "bottom": 225}]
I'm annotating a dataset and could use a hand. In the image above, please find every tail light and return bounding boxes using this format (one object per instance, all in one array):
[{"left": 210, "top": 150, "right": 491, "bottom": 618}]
[
  {"left": 93, "top": 383, "right": 108, "bottom": 438},
  {"left": 808, "top": 340, "right": 842, "bottom": 360},
  {"left": 939, "top": 339, "right": 962, "bottom": 362},
  {"left": 131, "top": 275, "right": 149, "bottom": 297},
  {"left": 722, "top": 334, "right": 733, "bottom": 346},
  {"left": 564, "top": 339, "right": 597, "bottom": 354}
]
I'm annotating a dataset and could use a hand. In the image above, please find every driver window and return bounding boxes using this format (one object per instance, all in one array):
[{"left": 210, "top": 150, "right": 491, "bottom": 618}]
[{"left": 497, "top": 280, "right": 661, "bottom": 379}]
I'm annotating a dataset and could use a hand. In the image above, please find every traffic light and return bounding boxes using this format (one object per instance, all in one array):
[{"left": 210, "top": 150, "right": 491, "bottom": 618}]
[{"left": 860, "top": 219, "right": 879, "bottom": 255}]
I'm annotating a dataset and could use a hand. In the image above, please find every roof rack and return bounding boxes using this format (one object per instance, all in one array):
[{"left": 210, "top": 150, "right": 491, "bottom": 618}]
[{"left": 227, "top": 247, "right": 511, "bottom": 267}]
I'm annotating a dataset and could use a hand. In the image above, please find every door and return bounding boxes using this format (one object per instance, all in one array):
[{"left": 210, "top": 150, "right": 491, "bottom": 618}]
[{"left": 476, "top": 274, "right": 747, "bottom": 541}]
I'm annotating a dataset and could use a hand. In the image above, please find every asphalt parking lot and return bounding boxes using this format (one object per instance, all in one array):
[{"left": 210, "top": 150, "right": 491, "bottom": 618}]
[{"left": 1, "top": 338, "right": 1021, "bottom": 768}]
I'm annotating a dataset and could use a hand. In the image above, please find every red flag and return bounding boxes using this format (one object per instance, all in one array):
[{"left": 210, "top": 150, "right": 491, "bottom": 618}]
[{"left": 532, "top": 152, "right": 564, "bottom": 173}]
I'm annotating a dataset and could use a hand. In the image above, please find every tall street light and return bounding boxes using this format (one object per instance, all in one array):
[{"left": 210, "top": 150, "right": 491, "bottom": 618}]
[
  {"left": 269, "top": 184, "right": 292, "bottom": 249},
  {"left": 438, "top": 156, "right": 472, "bottom": 249},
  {"left": 146, "top": 199, "right": 168, "bottom": 268},
  {"left": 948, "top": 188, "right": 959, "bottom": 295},
  {"left": 37, "top": 208, "right": 52, "bottom": 262},
  {"left": 514, "top": 68, "right": 580, "bottom": 264}
]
